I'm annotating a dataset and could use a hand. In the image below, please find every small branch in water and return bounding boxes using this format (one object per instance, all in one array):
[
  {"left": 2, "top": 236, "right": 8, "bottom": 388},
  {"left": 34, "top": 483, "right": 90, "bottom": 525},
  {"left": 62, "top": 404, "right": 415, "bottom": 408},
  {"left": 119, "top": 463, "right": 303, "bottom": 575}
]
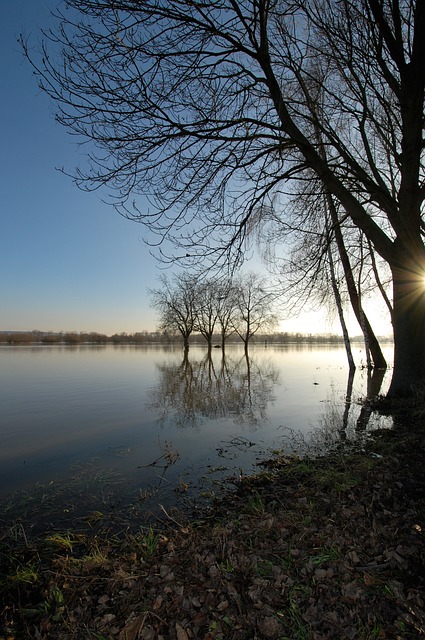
[{"left": 138, "top": 438, "right": 180, "bottom": 469}]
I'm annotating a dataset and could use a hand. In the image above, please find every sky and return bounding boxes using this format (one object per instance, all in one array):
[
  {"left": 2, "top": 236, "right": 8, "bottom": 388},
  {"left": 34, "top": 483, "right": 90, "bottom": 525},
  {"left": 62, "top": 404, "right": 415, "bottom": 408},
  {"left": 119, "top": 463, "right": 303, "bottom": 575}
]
[
  {"left": 2, "top": 1, "right": 163, "bottom": 334},
  {"left": 1, "top": 1, "right": 392, "bottom": 336}
]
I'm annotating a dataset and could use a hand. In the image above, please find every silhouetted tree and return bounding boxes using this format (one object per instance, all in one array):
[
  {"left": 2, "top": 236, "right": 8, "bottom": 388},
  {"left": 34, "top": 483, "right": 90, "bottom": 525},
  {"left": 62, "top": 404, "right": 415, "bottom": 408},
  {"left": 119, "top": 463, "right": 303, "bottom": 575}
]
[
  {"left": 193, "top": 280, "right": 221, "bottom": 352},
  {"left": 23, "top": 0, "right": 425, "bottom": 396},
  {"left": 215, "top": 281, "right": 238, "bottom": 352},
  {"left": 149, "top": 274, "right": 197, "bottom": 351},
  {"left": 232, "top": 273, "right": 277, "bottom": 353}
]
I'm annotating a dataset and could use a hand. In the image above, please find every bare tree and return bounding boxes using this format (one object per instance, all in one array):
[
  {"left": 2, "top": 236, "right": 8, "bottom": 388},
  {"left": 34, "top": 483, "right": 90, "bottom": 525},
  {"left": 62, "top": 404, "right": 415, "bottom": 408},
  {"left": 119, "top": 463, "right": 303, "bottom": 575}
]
[
  {"left": 232, "top": 273, "right": 277, "bottom": 353},
  {"left": 23, "top": 0, "right": 425, "bottom": 396},
  {"left": 257, "top": 176, "right": 388, "bottom": 370},
  {"left": 149, "top": 274, "right": 197, "bottom": 352},
  {"left": 326, "top": 223, "right": 356, "bottom": 374},
  {"left": 325, "top": 196, "right": 387, "bottom": 369},
  {"left": 215, "top": 281, "right": 238, "bottom": 352},
  {"left": 193, "top": 279, "right": 220, "bottom": 352},
  {"left": 303, "top": 63, "right": 388, "bottom": 370}
]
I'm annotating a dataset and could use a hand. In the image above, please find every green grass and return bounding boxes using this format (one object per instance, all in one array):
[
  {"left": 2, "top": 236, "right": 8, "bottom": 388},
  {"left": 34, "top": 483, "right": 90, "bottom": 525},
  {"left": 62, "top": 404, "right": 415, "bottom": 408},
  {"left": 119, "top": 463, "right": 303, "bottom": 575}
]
[
  {"left": 310, "top": 545, "right": 339, "bottom": 566},
  {"left": 243, "top": 490, "right": 266, "bottom": 515},
  {"left": 9, "top": 564, "right": 39, "bottom": 585},
  {"left": 45, "top": 531, "right": 82, "bottom": 552},
  {"left": 277, "top": 586, "right": 313, "bottom": 640},
  {"left": 255, "top": 559, "right": 275, "bottom": 578}
]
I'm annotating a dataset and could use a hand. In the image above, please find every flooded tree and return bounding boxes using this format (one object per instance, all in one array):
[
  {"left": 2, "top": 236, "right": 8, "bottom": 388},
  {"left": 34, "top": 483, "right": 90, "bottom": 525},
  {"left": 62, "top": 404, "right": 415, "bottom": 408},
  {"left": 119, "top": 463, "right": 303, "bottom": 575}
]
[
  {"left": 193, "top": 280, "right": 221, "bottom": 352},
  {"left": 232, "top": 273, "right": 277, "bottom": 353},
  {"left": 23, "top": 0, "right": 425, "bottom": 396},
  {"left": 214, "top": 281, "right": 238, "bottom": 352},
  {"left": 149, "top": 274, "right": 197, "bottom": 352},
  {"left": 259, "top": 182, "right": 388, "bottom": 371}
]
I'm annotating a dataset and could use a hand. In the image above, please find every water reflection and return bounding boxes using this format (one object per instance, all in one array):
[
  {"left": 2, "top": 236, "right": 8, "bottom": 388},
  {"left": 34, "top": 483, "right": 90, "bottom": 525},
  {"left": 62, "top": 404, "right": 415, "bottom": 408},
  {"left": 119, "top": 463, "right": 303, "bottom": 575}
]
[
  {"left": 0, "top": 343, "right": 394, "bottom": 506},
  {"left": 310, "top": 365, "right": 392, "bottom": 453},
  {"left": 149, "top": 350, "right": 280, "bottom": 431},
  {"left": 356, "top": 367, "right": 387, "bottom": 431}
]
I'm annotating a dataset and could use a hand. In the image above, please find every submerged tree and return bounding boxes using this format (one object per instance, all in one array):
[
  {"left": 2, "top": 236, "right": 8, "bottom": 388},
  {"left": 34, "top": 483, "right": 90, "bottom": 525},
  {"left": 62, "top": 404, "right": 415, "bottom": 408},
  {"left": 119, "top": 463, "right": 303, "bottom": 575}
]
[
  {"left": 257, "top": 178, "right": 388, "bottom": 371},
  {"left": 215, "top": 280, "right": 238, "bottom": 351},
  {"left": 23, "top": 0, "right": 425, "bottom": 396},
  {"left": 149, "top": 274, "right": 197, "bottom": 352},
  {"left": 232, "top": 273, "right": 277, "bottom": 353},
  {"left": 193, "top": 280, "right": 221, "bottom": 352}
]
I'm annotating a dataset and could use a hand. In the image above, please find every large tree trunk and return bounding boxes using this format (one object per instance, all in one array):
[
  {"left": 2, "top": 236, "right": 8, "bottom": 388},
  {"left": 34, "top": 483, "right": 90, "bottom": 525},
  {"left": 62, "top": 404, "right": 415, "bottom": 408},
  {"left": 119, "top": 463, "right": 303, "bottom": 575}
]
[
  {"left": 387, "top": 251, "right": 425, "bottom": 397},
  {"left": 182, "top": 334, "right": 190, "bottom": 352},
  {"left": 221, "top": 331, "right": 226, "bottom": 354}
]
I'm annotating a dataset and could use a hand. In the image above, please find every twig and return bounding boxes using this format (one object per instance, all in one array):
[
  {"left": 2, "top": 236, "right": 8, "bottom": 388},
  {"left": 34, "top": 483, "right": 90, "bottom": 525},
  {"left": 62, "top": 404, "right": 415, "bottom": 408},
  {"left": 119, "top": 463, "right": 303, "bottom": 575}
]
[{"left": 159, "top": 504, "right": 183, "bottom": 528}]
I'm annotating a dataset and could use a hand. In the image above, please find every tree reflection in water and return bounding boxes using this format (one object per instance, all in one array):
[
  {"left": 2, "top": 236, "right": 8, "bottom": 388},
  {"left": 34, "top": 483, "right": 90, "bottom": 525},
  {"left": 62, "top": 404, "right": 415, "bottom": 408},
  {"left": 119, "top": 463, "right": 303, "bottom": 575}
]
[
  {"left": 308, "top": 366, "right": 392, "bottom": 454},
  {"left": 148, "top": 350, "right": 280, "bottom": 431}
]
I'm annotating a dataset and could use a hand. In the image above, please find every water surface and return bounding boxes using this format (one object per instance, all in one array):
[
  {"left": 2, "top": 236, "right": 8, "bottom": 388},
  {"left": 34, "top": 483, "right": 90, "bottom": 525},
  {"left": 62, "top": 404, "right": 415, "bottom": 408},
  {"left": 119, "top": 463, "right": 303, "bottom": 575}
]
[{"left": 0, "top": 343, "right": 393, "bottom": 526}]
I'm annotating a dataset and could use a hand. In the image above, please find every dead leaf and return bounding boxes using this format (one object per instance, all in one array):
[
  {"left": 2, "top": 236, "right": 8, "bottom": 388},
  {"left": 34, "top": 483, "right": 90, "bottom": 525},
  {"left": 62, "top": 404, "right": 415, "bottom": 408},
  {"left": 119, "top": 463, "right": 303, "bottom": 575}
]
[
  {"left": 119, "top": 613, "right": 147, "bottom": 640},
  {"left": 175, "top": 622, "right": 189, "bottom": 640}
]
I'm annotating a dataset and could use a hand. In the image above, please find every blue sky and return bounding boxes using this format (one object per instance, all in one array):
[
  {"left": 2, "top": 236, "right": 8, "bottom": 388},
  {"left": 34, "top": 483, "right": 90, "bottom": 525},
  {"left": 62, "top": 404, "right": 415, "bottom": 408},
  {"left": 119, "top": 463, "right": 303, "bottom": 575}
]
[
  {"left": 1, "top": 1, "right": 391, "bottom": 337},
  {"left": 1, "top": 0, "right": 161, "bottom": 334}
]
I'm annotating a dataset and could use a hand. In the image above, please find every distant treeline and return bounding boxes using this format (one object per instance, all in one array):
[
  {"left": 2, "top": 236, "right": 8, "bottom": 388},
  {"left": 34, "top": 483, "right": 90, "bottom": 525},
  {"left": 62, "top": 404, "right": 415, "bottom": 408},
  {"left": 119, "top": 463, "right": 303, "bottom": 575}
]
[{"left": 0, "top": 330, "right": 391, "bottom": 346}]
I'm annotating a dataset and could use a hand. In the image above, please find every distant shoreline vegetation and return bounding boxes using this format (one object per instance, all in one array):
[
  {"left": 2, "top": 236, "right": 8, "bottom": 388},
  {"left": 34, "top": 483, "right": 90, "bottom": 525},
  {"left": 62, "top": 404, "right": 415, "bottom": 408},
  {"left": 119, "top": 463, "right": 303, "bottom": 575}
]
[{"left": 0, "top": 330, "right": 393, "bottom": 346}]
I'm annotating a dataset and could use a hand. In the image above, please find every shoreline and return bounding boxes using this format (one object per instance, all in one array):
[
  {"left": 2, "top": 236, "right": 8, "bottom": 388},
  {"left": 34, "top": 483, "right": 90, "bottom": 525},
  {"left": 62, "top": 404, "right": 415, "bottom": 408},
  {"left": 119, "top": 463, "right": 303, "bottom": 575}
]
[{"left": 1, "top": 411, "right": 424, "bottom": 639}]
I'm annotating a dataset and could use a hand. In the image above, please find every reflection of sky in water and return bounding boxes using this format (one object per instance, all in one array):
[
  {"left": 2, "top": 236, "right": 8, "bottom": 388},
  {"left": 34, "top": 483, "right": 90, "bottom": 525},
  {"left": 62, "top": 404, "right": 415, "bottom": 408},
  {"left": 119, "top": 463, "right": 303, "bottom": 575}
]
[{"left": 0, "top": 343, "right": 394, "bottom": 498}]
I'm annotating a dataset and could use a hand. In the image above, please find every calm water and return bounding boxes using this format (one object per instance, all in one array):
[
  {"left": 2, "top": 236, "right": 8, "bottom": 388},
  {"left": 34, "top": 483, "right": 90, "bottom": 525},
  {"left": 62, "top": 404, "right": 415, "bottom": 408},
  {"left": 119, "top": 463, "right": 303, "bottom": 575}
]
[{"left": 0, "top": 343, "right": 393, "bottom": 526}]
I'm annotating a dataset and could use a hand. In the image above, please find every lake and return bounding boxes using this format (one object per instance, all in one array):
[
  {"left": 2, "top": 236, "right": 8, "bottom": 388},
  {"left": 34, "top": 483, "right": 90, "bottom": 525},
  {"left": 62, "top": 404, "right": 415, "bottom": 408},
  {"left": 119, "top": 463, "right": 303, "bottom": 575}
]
[{"left": 0, "top": 343, "right": 393, "bottom": 529}]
